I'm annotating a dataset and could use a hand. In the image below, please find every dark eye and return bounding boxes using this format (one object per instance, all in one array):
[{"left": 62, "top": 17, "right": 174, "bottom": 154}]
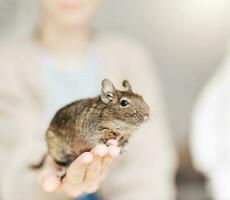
[{"left": 120, "top": 100, "right": 129, "bottom": 107}]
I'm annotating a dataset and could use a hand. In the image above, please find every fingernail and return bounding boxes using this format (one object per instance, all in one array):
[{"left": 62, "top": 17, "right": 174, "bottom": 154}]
[
  {"left": 108, "top": 146, "right": 121, "bottom": 157},
  {"left": 93, "top": 144, "right": 108, "bottom": 157}
]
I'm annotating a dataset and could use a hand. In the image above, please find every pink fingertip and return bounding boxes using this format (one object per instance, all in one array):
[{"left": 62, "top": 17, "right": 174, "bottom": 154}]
[
  {"left": 86, "top": 184, "right": 100, "bottom": 193},
  {"left": 80, "top": 152, "right": 93, "bottom": 164},
  {"left": 108, "top": 146, "right": 121, "bottom": 157},
  {"left": 72, "top": 190, "right": 81, "bottom": 198},
  {"left": 42, "top": 175, "right": 60, "bottom": 192},
  {"left": 93, "top": 144, "right": 108, "bottom": 157},
  {"left": 106, "top": 139, "right": 118, "bottom": 146}
]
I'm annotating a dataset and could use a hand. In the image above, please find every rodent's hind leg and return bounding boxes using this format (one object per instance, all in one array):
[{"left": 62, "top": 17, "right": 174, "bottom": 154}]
[
  {"left": 54, "top": 158, "right": 72, "bottom": 167},
  {"left": 52, "top": 148, "right": 76, "bottom": 167},
  {"left": 54, "top": 158, "right": 71, "bottom": 180},
  {"left": 29, "top": 153, "right": 48, "bottom": 170}
]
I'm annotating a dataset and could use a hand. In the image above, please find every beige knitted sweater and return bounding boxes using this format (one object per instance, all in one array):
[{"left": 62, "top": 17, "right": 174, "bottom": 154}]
[{"left": 0, "top": 34, "right": 177, "bottom": 200}]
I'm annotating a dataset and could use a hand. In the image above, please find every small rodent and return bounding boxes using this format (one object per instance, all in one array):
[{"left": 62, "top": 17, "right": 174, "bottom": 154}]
[{"left": 31, "top": 79, "right": 150, "bottom": 172}]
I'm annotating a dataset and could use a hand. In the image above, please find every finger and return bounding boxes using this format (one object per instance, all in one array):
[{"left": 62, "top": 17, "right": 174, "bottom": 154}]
[
  {"left": 84, "top": 144, "right": 108, "bottom": 181},
  {"left": 101, "top": 146, "right": 120, "bottom": 171},
  {"left": 108, "top": 145, "right": 121, "bottom": 157},
  {"left": 67, "top": 189, "right": 83, "bottom": 198},
  {"left": 85, "top": 183, "right": 100, "bottom": 193},
  {"left": 42, "top": 173, "right": 61, "bottom": 192},
  {"left": 99, "top": 146, "right": 121, "bottom": 180},
  {"left": 100, "top": 150, "right": 115, "bottom": 178},
  {"left": 63, "top": 152, "right": 93, "bottom": 185},
  {"left": 61, "top": 152, "right": 93, "bottom": 197},
  {"left": 101, "top": 155, "right": 112, "bottom": 171},
  {"left": 92, "top": 144, "right": 108, "bottom": 157},
  {"left": 61, "top": 182, "right": 84, "bottom": 198}
]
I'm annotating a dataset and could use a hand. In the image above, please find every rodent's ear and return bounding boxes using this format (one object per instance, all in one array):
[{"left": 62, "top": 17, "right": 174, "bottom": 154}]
[
  {"left": 122, "top": 80, "right": 132, "bottom": 92},
  {"left": 101, "top": 79, "right": 115, "bottom": 103}
]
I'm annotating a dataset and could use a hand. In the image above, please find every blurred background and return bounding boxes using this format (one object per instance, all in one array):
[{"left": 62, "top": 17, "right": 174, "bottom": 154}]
[{"left": 1, "top": 0, "right": 230, "bottom": 199}]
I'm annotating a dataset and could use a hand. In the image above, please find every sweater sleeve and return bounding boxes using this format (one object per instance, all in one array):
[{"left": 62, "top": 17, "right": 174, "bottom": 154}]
[
  {"left": 0, "top": 54, "right": 28, "bottom": 186},
  {"left": 0, "top": 45, "right": 70, "bottom": 200}
]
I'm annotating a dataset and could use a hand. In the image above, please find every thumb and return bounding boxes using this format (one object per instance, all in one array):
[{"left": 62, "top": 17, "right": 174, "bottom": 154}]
[
  {"left": 42, "top": 172, "right": 61, "bottom": 192},
  {"left": 40, "top": 156, "right": 62, "bottom": 192}
]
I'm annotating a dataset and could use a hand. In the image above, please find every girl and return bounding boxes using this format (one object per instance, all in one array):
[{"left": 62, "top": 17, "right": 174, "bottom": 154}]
[{"left": 0, "top": 0, "right": 177, "bottom": 199}]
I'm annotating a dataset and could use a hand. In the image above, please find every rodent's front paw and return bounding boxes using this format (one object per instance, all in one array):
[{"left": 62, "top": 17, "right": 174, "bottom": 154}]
[{"left": 106, "top": 139, "right": 118, "bottom": 146}]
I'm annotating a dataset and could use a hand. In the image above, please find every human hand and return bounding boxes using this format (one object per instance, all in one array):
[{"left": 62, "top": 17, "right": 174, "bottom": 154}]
[{"left": 40, "top": 140, "right": 120, "bottom": 197}]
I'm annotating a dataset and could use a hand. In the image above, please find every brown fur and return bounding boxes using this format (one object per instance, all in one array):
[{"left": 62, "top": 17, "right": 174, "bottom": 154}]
[{"left": 32, "top": 79, "right": 150, "bottom": 169}]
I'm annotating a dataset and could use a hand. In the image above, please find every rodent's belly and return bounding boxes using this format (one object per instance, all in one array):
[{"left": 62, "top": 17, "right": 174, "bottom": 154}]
[{"left": 71, "top": 138, "right": 95, "bottom": 157}]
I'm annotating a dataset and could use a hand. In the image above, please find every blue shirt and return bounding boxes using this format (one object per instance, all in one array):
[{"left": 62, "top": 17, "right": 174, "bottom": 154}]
[{"left": 37, "top": 48, "right": 101, "bottom": 122}]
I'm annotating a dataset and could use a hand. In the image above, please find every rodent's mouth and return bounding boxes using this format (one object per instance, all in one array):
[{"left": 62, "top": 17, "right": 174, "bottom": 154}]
[
  {"left": 126, "top": 113, "right": 149, "bottom": 126},
  {"left": 136, "top": 113, "right": 149, "bottom": 123}
]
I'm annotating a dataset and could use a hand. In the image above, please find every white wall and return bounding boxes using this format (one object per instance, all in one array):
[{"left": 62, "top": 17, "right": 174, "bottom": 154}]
[
  {"left": 94, "top": 0, "right": 230, "bottom": 143},
  {"left": 1, "top": 0, "right": 230, "bottom": 143}
]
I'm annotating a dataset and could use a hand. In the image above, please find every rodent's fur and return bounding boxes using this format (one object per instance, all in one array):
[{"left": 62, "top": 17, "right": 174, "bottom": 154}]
[{"left": 31, "top": 79, "right": 149, "bottom": 169}]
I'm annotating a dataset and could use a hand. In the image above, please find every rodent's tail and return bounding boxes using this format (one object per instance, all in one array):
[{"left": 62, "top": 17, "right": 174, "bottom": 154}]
[{"left": 29, "top": 154, "right": 47, "bottom": 170}]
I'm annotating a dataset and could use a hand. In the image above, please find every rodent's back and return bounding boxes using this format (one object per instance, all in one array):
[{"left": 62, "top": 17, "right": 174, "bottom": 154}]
[
  {"left": 34, "top": 79, "right": 150, "bottom": 168},
  {"left": 46, "top": 97, "right": 106, "bottom": 165},
  {"left": 50, "top": 97, "right": 102, "bottom": 130}
]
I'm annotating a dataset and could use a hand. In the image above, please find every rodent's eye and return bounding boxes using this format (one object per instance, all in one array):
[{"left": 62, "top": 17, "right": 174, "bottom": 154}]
[{"left": 120, "top": 100, "right": 129, "bottom": 107}]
